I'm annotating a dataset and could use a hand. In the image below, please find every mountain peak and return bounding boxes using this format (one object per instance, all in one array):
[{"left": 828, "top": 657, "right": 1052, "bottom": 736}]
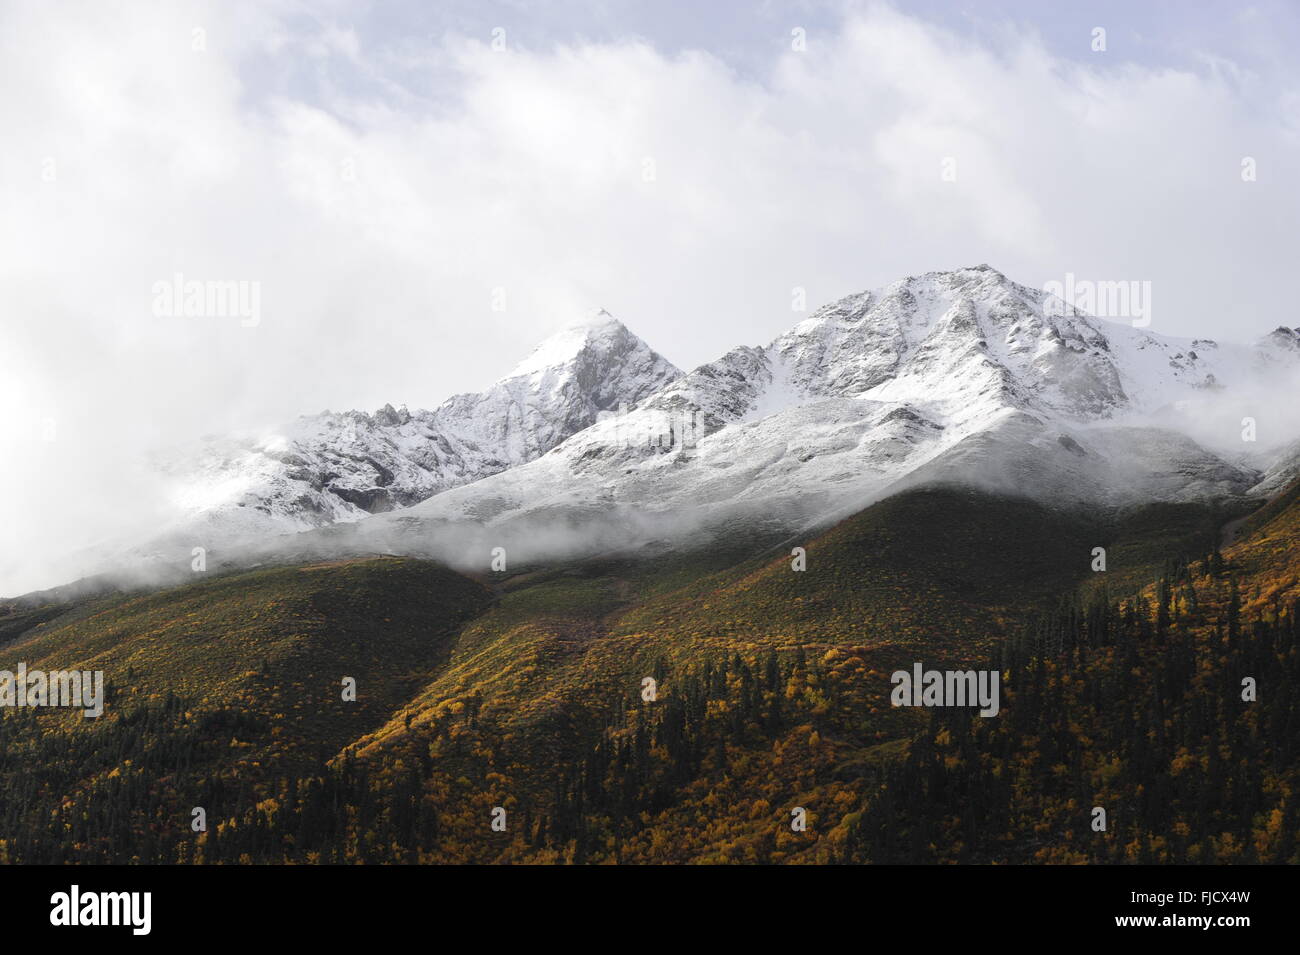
[
  {"left": 508, "top": 309, "right": 635, "bottom": 378},
  {"left": 1259, "top": 326, "right": 1300, "bottom": 352},
  {"left": 896, "top": 263, "right": 1015, "bottom": 292}
]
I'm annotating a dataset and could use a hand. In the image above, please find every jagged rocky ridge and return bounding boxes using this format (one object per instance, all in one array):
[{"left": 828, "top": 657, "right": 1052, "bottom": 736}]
[
  {"left": 154, "top": 310, "right": 681, "bottom": 534},
  {"left": 332, "top": 266, "right": 1300, "bottom": 571}
]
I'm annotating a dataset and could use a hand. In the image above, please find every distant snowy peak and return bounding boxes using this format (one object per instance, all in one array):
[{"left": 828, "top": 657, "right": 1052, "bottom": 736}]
[
  {"left": 649, "top": 265, "right": 1299, "bottom": 436},
  {"left": 496, "top": 308, "right": 681, "bottom": 411},
  {"left": 431, "top": 310, "right": 680, "bottom": 467},
  {"left": 507, "top": 309, "right": 631, "bottom": 378},
  {"left": 1259, "top": 325, "right": 1300, "bottom": 355},
  {"left": 372, "top": 268, "right": 1299, "bottom": 574},
  {"left": 144, "top": 265, "right": 1300, "bottom": 556},
  {"left": 159, "top": 309, "right": 681, "bottom": 533}
]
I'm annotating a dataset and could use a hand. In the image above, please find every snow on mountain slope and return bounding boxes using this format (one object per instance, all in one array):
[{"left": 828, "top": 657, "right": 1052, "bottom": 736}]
[
  {"left": 648, "top": 266, "right": 1288, "bottom": 435},
  {"left": 153, "top": 310, "right": 680, "bottom": 537},
  {"left": 27, "top": 267, "right": 1300, "bottom": 596},
  {"left": 1251, "top": 437, "right": 1300, "bottom": 497},
  {"left": 335, "top": 266, "right": 1298, "bottom": 571}
]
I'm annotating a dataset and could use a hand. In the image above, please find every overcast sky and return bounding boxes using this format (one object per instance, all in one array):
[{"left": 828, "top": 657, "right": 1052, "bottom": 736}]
[{"left": 3, "top": 0, "right": 1300, "bottom": 594}]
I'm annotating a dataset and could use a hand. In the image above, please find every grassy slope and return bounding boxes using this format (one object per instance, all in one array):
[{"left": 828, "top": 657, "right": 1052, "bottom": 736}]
[
  {"left": 0, "top": 557, "right": 490, "bottom": 849},
  {"left": 1229, "top": 479, "right": 1300, "bottom": 593},
  {"left": 371, "top": 486, "right": 1235, "bottom": 724}
]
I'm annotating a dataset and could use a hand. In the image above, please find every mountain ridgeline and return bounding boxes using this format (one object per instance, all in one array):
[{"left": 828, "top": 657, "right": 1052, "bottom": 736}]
[{"left": 34, "top": 265, "right": 1300, "bottom": 597}]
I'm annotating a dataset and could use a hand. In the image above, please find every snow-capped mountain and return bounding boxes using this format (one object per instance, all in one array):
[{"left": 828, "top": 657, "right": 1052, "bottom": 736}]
[
  {"left": 154, "top": 309, "right": 680, "bottom": 536},
  {"left": 27, "top": 266, "right": 1300, "bottom": 595},
  {"left": 327, "top": 266, "right": 1300, "bottom": 572},
  {"left": 646, "top": 265, "right": 1293, "bottom": 433}
]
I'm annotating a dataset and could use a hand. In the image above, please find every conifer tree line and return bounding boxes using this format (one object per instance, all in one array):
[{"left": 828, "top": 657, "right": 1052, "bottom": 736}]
[{"left": 848, "top": 572, "right": 1297, "bottom": 863}]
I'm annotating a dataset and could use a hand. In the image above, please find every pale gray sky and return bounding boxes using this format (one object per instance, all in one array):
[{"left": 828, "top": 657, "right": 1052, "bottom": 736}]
[{"left": 3, "top": 0, "right": 1299, "bottom": 593}]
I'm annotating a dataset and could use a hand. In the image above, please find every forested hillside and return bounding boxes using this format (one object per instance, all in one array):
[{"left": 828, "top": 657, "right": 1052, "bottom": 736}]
[{"left": 0, "top": 484, "right": 1291, "bottom": 864}]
